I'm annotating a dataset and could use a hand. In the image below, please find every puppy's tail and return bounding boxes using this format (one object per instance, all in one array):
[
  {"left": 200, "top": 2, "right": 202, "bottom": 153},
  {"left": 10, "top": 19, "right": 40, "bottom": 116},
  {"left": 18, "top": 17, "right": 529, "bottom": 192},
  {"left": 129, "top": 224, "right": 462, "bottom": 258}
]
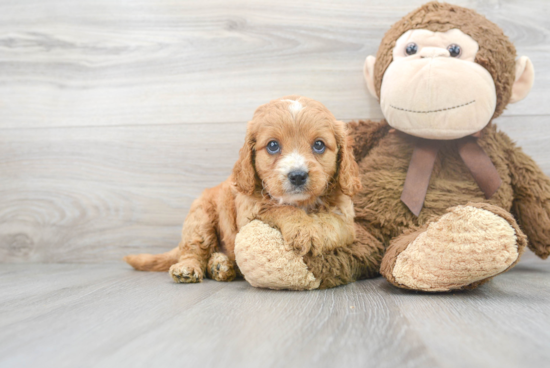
[{"left": 123, "top": 246, "right": 180, "bottom": 272}]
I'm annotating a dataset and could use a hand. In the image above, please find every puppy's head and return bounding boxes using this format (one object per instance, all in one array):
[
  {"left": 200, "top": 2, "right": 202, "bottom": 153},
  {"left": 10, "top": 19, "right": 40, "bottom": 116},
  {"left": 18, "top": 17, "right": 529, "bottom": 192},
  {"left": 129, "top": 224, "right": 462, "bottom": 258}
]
[{"left": 232, "top": 96, "right": 360, "bottom": 205}]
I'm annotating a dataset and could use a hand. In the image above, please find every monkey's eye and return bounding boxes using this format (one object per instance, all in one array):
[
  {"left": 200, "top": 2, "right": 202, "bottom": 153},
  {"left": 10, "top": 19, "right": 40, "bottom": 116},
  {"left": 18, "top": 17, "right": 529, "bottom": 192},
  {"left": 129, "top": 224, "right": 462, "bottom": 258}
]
[
  {"left": 405, "top": 43, "right": 418, "bottom": 56},
  {"left": 312, "top": 140, "right": 326, "bottom": 154},
  {"left": 266, "top": 140, "right": 280, "bottom": 154},
  {"left": 447, "top": 44, "right": 461, "bottom": 57}
]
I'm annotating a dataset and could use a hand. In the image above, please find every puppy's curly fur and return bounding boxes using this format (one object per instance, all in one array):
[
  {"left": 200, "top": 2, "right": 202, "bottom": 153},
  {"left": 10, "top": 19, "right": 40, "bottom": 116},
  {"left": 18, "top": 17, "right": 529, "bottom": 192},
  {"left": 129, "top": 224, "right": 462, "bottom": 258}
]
[{"left": 124, "top": 96, "right": 361, "bottom": 283}]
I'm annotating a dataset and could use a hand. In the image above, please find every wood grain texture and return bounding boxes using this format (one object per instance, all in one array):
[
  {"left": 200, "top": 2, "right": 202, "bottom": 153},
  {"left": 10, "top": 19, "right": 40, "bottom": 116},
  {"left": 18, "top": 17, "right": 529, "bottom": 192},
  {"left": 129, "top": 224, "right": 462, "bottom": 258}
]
[
  {"left": 0, "top": 0, "right": 548, "bottom": 129},
  {"left": 0, "top": 260, "right": 549, "bottom": 368},
  {"left": 1, "top": 2, "right": 550, "bottom": 366},
  {"left": 0, "top": 122, "right": 244, "bottom": 262},
  {"left": 0, "top": 0, "right": 549, "bottom": 263},
  {"left": 1, "top": 116, "right": 549, "bottom": 263}
]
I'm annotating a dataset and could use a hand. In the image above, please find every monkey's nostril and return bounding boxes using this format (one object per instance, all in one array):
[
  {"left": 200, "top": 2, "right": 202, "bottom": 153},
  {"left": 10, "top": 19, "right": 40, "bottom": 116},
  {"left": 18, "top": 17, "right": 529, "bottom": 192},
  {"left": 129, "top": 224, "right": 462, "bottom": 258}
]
[{"left": 288, "top": 171, "right": 308, "bottom": 187}]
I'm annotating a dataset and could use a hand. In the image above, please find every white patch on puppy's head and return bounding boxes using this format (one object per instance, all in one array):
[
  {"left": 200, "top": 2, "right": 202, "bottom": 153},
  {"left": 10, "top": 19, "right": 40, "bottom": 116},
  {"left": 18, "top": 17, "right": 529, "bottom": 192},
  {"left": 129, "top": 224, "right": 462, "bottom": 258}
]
[{"left": 280, "top": 99, "right": 303, "bottom": 119}]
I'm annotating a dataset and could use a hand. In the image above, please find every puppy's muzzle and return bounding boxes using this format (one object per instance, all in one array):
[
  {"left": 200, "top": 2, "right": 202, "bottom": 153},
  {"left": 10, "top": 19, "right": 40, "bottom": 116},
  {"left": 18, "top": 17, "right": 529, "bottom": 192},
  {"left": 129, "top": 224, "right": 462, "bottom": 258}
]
[{"left": 288, "top": 171, "right": 308, "bottom": 187}]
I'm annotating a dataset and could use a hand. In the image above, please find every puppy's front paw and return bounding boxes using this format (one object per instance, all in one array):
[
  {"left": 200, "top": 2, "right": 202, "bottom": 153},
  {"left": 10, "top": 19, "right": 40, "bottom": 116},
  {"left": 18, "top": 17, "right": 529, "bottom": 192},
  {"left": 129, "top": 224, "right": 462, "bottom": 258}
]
[
  {"left": 169, "top": 260, "right": 204, "bottom": 283},
  {"left": 207, "top": 253, "right": 236, "bottom": 282},
  {"left": 283, "top": 227, "right": 314, "bottom": 256}
]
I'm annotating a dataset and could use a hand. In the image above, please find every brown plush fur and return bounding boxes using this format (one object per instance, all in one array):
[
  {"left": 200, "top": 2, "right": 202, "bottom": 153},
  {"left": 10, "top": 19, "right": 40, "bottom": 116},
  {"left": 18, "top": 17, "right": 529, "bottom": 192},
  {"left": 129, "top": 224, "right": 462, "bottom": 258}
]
[
  {"left": 124, "top": 96, "right": 364, "bottom": 283},
  {"left": 302, "top": 223, "right": 385, "bottom": 289},
  {"left": 380, "top": 202, "right": 528, "bottom": 291},
  {"left": 373, "top": 2, "right": 516, "bottom": 119},
  {"left": 348, "top": 120, "right": 550, "bottom": 290},
  {"left": 346, "top": 2, "right": 550, "bottom": 291}
]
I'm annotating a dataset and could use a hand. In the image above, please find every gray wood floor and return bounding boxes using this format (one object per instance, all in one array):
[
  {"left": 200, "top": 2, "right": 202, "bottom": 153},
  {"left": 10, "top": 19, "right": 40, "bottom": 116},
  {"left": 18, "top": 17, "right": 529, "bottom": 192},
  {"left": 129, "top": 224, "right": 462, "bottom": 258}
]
[
  {"left": 1, "top": 0, "right": 550, "bottom": 367},
  {"left": 1, "top": 255, "right": 549, "bottom": 368}
]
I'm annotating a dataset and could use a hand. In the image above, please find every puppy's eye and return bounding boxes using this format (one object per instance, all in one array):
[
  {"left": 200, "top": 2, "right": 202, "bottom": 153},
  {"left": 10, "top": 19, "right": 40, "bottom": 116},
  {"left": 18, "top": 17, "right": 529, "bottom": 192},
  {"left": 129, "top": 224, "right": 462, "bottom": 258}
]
[
  {"left": 447, "top": 44, "right": 461, "bottom": 57},
  {"left": 266, "top": 140, "right": 280, "bottom": 154},
  {"left": 405, "top": 42, "right": 418, "bottom": 56},
  {"left": 312, "top": 140, "right": 326, "bottom": 154}
]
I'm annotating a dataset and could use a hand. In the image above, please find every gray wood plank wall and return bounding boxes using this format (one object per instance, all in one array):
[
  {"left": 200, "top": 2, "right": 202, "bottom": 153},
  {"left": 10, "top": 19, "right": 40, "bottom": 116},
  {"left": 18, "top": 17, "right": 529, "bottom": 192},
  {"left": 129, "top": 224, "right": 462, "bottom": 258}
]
[{"left": 1, "top": 0, "right": 549, "bottom": 263}]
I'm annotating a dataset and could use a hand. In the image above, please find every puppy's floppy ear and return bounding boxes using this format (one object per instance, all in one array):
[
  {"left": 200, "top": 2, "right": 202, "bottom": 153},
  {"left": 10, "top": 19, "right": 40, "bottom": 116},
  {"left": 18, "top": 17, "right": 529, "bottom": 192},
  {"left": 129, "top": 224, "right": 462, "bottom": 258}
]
[
  {"left": 232, "top": 121, "right": 257, "bottom": 195},
  {"left": 335, "top": 121, "right": 362, "bottom": 197}
]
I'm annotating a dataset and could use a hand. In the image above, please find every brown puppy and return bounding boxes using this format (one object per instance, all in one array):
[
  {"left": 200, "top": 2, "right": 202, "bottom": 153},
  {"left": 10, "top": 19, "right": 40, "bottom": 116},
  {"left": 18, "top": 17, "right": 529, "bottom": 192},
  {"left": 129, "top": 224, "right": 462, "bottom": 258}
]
[{"left": 124, "top": 96, "right": 361, "bottom": 283}]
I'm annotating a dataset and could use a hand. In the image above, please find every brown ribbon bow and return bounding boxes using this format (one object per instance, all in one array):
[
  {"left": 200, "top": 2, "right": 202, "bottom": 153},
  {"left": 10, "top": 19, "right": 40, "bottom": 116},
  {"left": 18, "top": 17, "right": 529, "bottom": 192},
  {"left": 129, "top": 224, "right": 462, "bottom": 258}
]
[{"left": 401, "top": 136, "right": 502, "bottom": 216}]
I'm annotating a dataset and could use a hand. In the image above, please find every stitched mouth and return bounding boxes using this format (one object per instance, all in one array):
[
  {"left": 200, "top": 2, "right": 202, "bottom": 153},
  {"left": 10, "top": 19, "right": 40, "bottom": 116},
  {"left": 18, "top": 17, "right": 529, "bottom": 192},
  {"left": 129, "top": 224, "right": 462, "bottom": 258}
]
[{"left": 390, "top": 100, "right": 476, "bottom": 114}]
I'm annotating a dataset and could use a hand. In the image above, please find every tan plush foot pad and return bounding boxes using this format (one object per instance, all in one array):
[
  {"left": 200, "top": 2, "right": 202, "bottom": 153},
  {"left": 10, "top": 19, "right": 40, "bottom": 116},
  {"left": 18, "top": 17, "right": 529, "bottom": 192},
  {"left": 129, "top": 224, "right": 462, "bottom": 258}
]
[
  {"left": 393, "top": 205, "right": 520, "bottom": 292},
  {"left": 234, "top": 220, "right": 320, "bottom": 290}
]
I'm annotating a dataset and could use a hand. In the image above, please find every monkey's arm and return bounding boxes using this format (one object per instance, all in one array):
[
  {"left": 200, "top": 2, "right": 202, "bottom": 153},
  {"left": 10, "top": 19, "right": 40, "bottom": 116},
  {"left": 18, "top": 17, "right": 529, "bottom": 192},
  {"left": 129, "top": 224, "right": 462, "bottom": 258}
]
[
  {"left": 346, "top": 120, "right": 390, "bottom": 162},
  {"left": 508, "top": 144, "right": 550, "bottom": 259}
]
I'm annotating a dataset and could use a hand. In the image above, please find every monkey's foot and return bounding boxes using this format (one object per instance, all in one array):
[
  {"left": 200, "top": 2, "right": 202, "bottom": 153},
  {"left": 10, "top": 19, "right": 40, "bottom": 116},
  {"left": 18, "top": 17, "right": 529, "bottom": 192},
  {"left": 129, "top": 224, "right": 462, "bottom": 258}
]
[
  {"left": 169, "top": 259, "right": 204, "bottom": 283},
  {"left": 381, "top": 203, "right": 527, "bottom": 292},
  {"left": 207, "top": 252, "right": 236, "bottom": 282}
]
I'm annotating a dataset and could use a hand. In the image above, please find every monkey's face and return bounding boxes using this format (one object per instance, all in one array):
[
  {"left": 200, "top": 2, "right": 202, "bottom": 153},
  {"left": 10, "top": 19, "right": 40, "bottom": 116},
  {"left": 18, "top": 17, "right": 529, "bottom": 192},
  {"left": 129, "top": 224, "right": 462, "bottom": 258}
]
[
  {"left": 364, "top": 4, "right": 534, "bottom": 141},
  {"left": 380, "top": 29, "right": 496, "bottom": 140}
]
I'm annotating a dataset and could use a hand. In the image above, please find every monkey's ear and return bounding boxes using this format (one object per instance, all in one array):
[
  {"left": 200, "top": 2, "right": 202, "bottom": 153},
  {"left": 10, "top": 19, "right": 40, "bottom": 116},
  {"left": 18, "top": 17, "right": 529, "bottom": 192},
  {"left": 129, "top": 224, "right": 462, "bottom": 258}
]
[
  {"left": 363, "top": 56, "right": 378, "bottom": 99},
  {"left": 510, "top": 56, "right": 535, "bottom": 104}
]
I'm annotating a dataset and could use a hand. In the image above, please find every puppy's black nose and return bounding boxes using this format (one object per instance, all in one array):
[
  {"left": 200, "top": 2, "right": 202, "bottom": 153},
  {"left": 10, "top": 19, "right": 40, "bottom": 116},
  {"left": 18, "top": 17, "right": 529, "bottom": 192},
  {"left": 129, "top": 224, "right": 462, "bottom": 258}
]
[{"left": 288, "top": 171, "right": 308, "bottom": 186}]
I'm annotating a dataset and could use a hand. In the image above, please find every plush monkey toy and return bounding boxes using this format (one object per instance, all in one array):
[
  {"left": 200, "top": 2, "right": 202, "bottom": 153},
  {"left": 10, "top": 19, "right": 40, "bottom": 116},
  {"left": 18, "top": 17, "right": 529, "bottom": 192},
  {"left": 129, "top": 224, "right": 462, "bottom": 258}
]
[{"left": 235, "top": 1, "right": 550, "bottom": 292}]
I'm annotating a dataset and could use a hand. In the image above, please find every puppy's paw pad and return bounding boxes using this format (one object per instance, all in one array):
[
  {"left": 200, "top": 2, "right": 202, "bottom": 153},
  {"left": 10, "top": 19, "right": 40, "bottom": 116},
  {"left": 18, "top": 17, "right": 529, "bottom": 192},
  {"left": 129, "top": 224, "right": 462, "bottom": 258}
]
[
  {"left": 169, "top": 262, "right": 203, "bottom": 283},
  {"left": 207, "top": 253, "right": 236, "bottom": 282}
]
